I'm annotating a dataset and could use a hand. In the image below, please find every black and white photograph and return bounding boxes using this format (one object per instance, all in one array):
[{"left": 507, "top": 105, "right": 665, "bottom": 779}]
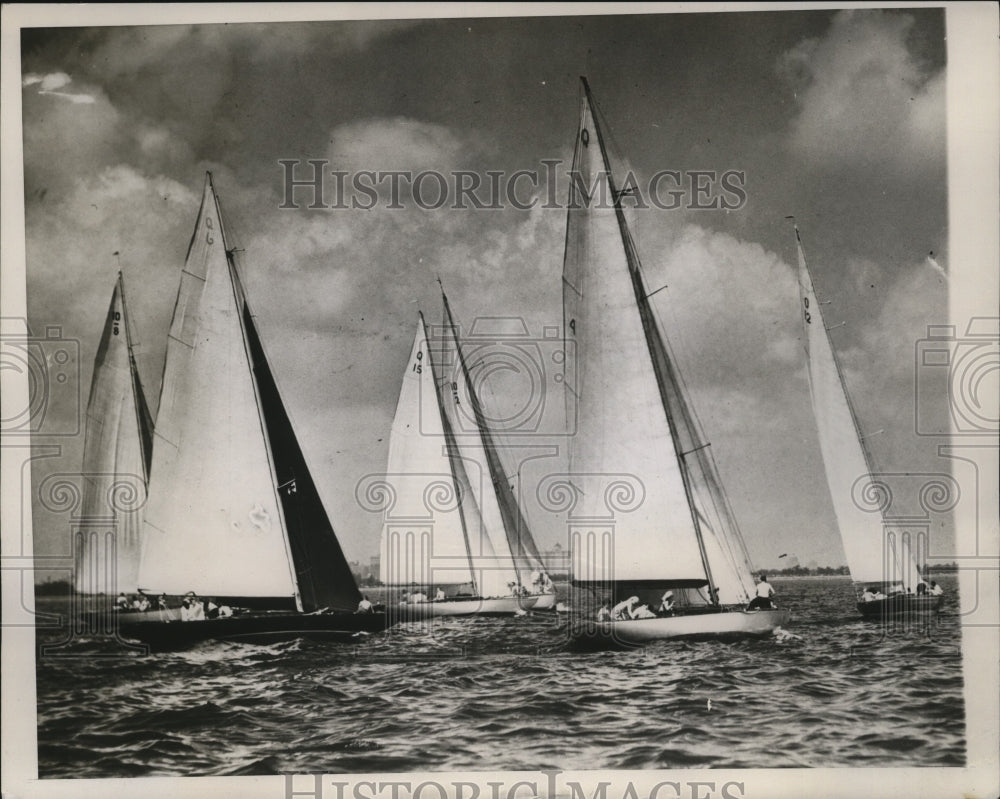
[{"left": 1, "top": 3, "right": 997, "bottom": 798}]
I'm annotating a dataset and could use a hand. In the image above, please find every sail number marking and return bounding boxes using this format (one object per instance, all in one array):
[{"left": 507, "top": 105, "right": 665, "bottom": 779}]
[
  {"left": 412, "top": 350, "right": 423, "bottom": 374},
  {"left": 451, "top": 381, "right": 460, "bottom": 405},
  {"left": 581, "top": 129, "right": 589, "bottom": 147},
  {"left": 206, "top": 217, "right": 215, "bottom": 245},
  {"left": 112, "top": 310, "right": 121, "bottom": 336},
  {"left": 803, "top": 297, "right": 811, "bottom": 325}
]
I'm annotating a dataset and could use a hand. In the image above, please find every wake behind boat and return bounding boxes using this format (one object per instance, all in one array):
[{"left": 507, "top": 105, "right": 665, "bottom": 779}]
[
  {"left": 561, "top": 78, "right": 788, "bottom": 647},
  {"left": 117, "top": 174, "right": 391, "bottom": 649},
  {"left": 794, "top": 224, "right": 943, "bottom": 621}
]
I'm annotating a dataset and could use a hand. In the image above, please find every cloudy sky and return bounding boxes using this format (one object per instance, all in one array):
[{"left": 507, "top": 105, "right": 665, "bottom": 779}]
[{"left": 15, "top": 6, "right": 962, "bottom": 576}]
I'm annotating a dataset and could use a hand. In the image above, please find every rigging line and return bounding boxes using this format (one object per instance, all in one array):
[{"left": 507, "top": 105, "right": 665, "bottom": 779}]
[
  {"left": 583, "top": 78, "right": 719, "bottom": 601},
  {"left": 421, "top": 312, "right": 479, "bottom": 595},
  {"left": 120, "top": 277, "right": 153, "bottom": 482},
  {"left": 441, "top": 293, "right": 530, "bottom": 586},
  {"left": 636, "top": 230, "right": 756, "bottom": 573}
]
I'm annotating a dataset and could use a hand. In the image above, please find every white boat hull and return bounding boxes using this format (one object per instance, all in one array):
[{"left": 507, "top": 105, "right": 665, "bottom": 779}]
[
  {"left": 531, "top": 593, "right": 557, "bottom": 611},
  {"left": 572, "top": 608, "right": 790, "bottom": 647},
  {"left": 394, "top": 595, "right": 539, "bottom": 619}
]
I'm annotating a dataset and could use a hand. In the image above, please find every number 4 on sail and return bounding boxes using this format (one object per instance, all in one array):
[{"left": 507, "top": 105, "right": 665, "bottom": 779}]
[{"left": 564, "top": 78, "right": 790, "bottom": 646}]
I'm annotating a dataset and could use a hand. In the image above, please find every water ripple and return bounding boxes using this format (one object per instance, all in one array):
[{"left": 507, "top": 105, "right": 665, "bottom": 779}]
[{"left": 35, "top": 576, "right": 964, "bottom": 776}]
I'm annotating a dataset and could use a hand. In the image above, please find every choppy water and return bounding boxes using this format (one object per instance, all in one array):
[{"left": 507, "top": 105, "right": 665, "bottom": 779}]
[{"left": 35, "top": 576, "right": 964, "bottom": 776}]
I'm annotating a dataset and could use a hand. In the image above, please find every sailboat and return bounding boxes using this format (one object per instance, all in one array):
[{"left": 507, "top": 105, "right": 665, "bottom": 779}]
[
  {"left": 564, "top": 77, "right": 789, "bottom": 646},
  {"left": 118, "top": 174, "right": 390, "bottom": 648},
  {"left": 74, "top": 272, "right": 154, "bottom": 600},
  {"left": 793, "top": 223, "right": 942, "bottom": 619},
  {"left": 379, "top": 292, "right": 553, "bottom": 617}
]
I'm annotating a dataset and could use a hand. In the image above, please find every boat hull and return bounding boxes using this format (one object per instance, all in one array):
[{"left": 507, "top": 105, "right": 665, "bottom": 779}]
[
  {"left": 391, "top": 595, "right": 539, "bottom": 619},
  {"left": 571, "top": 608, "right": 790, "bottom": 648},
  {"left": 117, "top": 610, "right": 391, "bottom": 651},
  {"left": 857, "top": 594, "right": 942, "bottom": 620},
  {"left": 531, "top": 593, "right": 557, "bottom": 611}
]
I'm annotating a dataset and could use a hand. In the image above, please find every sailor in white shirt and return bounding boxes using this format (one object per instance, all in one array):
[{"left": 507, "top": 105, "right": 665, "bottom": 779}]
[
  {"left": 747, "top": 575, "right": 775, "bottom": 610},
  {"left": 929, "top": 581, "right": 944, "bottom": 596},
  {"left": 611, "top": 596, "right": 638, "bottom": 620}
]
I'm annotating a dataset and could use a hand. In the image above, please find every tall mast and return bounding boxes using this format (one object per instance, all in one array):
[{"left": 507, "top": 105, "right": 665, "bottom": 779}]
[
  {"left": 212, "top": 175, "right": 303, "bottom": 610},
  {"left": 420, "top": 310, "right": 480, "bottom": 596},
  {"left": 439, "top": 287, "right": 527, "bottom": 588},
  {"left": 580, "top": 77, "right": 719, "bottom": 602}
]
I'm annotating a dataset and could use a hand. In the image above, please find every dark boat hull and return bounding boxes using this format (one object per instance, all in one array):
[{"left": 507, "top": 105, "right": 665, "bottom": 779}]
[
  {"left": 117, "top": 610, "right": 392, "bottom": 651},
  {"left": 857, "top": 594, "right": 943, "bottom": 620}
]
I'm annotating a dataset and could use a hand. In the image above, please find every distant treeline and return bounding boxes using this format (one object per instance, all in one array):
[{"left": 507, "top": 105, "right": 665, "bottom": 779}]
[
  {"left": 771, "top": 563, "right": 959, "bottom": 576},
  {"left": 35, "top": 579, "right": 73, "bottom": 595},
  {"left": 770, "top": 565, "right": 850, "bottom": 576}
]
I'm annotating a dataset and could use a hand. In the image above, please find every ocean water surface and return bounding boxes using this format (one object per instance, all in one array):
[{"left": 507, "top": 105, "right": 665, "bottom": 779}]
[{"left": 34, "top": 575, "right": 964, "bottom": 776}]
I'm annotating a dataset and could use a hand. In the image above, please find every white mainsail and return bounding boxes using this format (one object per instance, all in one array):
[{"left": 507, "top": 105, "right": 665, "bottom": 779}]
[
  {"left": 380, "top": 316, "right": 478, "bottom": 590},
  {"left": 795, "top": 226, "right": 920, "bottom": 590},
  {"left": 564, "top": 79, "right": 736, "bottom": 591},
  {"left": 76, "top": 273, "right": 153, "bottom": 595},
  {"left": 138, "top": 176, "right": 299, "bottom": 601}
]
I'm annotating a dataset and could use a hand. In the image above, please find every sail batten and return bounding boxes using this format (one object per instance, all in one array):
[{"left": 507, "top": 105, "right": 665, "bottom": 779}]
[{"left": 795, "top": 226, "right": 919, "bottom": 590}]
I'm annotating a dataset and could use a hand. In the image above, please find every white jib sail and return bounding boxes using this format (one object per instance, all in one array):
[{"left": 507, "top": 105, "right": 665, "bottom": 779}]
[
  {"left": 381, "top": 318, "right": 477, "bottom": 590},
  {"left": 138, "top": 176, "right": 298, "bottom": 600},
  {"left": 796, "top": 228, "right": 918, "bottom": 589}
]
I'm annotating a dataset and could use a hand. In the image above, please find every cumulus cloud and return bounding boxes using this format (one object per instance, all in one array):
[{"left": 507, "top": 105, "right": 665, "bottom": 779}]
[
  {"left": 22, "top": 71, "right": 96, "bottom": 103},
  {"left": 779, "top": 9, "right": 945, "bottom": 174},
  {"left": 22, "top": 71, "right": 71, "bottom": 90}
]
